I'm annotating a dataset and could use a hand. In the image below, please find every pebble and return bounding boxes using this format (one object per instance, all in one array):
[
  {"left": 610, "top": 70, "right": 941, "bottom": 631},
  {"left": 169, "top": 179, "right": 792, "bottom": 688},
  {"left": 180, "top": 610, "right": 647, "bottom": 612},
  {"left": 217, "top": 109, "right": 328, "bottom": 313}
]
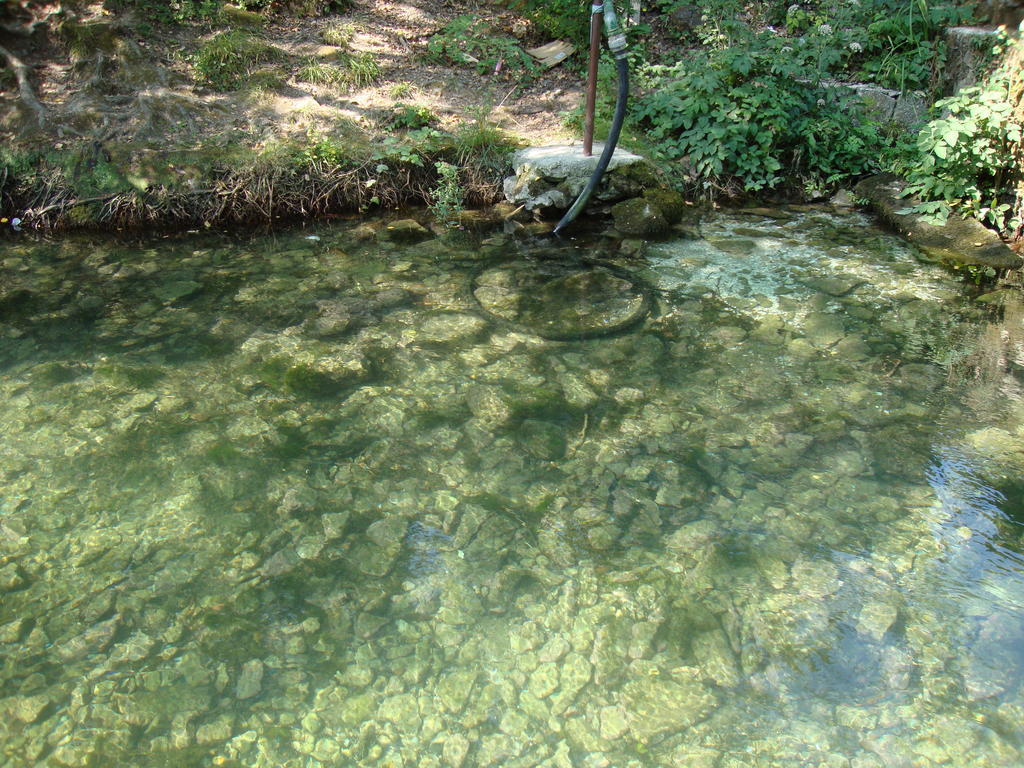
[{"left": 235, "top": 660, "right": 264, "bottom": 699}]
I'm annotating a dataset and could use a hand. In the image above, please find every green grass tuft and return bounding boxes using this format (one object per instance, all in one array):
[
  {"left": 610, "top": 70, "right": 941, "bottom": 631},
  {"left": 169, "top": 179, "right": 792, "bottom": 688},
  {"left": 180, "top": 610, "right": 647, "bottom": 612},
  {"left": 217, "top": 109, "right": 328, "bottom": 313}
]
[
  {"left": 321, "top": 22, "right": 356, "bottom": 48},
  {"left": 295, "top": 51, "right": 380, "bottom": 90},
  {"left": 194, "top": 30, "right": 286, "bottom": 91}
]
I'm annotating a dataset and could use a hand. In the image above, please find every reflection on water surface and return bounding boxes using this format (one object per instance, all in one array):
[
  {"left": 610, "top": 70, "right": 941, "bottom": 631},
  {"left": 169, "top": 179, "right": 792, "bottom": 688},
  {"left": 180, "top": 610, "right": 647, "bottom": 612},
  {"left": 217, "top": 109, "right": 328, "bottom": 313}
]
[{"left": 1, "top": 209, "right": 1024, "bottom": 767}]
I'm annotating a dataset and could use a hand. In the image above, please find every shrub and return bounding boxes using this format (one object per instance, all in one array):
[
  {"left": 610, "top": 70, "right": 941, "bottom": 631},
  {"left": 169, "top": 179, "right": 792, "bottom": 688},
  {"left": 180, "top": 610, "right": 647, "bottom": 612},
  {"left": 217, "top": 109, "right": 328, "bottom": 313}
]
[
  {"left": 194, "top": 30, "right": 285, "bottom": 91},
  {"left": 635, "top": 37, "right": 883, "bottom": 196},
  {"left": 509, "top": 0, "right": 589, "bottom": 46},
  {"left": 102, "top": 0, "right": 223, "bottom": 24},
  {"left": 295, "top": 49, "right": 378, "bottom": 89},
  {"left": 429, "top": 161, "right": 465, "bottom": 228},
  {"left": 854, "top": 0, "right": 973, "bottom": 91},
  {"left": 389, "top": 81, "right": 414, "bottom": 98},
  {"left": 900, "top": 35, "right": 1024, "bottom": 237}
]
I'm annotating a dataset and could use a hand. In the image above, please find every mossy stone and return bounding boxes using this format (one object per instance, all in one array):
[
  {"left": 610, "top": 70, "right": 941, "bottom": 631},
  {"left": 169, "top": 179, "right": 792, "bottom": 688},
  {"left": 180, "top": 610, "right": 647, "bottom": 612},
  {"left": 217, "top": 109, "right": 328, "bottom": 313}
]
[
  {"left": 611, "top": 197, "right": 670, "bottom": 238},
  {"left": 606, "top": 160, "right": 661, "bottom": 198},
  {"left": 642, "top": 187, "right": 687, "bottom": 225},
  {"left": 221, "top": 4, "right": 266, "bottom": 27}
]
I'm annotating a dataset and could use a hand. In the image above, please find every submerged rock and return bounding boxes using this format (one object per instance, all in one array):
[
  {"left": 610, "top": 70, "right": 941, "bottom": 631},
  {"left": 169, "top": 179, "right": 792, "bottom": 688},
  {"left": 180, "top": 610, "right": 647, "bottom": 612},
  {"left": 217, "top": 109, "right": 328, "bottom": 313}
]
[
  {"left": 235, "top": 660, "right": 264, "bottom": 699},
  {"left": 620, "top": 672, "right": 717, "bottom": 741},
  {"left": 379, "top": 219, "right": 431, "bottom": 244},
  {"left": 518, "top": 419, "right": 568, "bottom": 461}
]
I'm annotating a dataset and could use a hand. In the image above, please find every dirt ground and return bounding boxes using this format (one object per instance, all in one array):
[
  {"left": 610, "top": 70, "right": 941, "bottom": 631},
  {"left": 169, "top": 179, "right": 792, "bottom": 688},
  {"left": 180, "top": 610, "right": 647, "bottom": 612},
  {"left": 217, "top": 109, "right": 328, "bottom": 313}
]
[{"left": 1, "top": 0, "right": 592, "bottom": 150}]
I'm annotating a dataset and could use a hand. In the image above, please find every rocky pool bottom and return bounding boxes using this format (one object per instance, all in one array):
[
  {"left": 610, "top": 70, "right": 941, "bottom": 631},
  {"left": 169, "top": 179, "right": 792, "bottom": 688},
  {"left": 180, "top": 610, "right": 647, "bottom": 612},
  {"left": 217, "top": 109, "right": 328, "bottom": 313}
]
[{"left": 1, "top": 209, "right": 1024, "bottom": 768}]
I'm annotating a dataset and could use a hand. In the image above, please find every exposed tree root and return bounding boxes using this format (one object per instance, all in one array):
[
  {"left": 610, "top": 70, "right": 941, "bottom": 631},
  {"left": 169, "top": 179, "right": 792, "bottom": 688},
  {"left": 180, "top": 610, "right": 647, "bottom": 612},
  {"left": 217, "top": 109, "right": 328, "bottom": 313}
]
[
  {"left": 0, "top": 43, "right": 46, "bottom": 128},
  {"left": 13, "top": 156, "right": 506, "bottom": 230}
]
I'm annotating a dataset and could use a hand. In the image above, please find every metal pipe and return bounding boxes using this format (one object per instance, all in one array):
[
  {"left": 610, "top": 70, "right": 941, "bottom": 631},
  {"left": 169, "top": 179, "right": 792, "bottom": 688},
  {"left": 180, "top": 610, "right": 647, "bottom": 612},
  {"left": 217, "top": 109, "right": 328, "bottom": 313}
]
[
  {"left": 553, "top": 0, "right": 629, "bottom": 236},
  {"left": 582, "top": 2, "right": 603, "bottom": 157}
]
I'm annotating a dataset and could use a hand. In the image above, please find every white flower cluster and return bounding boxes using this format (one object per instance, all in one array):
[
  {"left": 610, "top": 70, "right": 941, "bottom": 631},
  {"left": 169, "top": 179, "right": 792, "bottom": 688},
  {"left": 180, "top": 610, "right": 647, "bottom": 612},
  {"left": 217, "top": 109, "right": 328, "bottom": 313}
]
[
  {"left": 817, "top": 23, "right": 833, "bottom": 35},
  {"left": 849, "top": 41, "right": 863, "bottom": 52}
]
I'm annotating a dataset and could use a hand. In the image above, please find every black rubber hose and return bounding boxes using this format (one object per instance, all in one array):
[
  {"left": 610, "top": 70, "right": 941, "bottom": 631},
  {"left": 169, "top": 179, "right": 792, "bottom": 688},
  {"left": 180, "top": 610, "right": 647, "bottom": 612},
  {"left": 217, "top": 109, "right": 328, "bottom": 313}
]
[{"left": 553, "top": 23, "right": 630, "bottom": 235}]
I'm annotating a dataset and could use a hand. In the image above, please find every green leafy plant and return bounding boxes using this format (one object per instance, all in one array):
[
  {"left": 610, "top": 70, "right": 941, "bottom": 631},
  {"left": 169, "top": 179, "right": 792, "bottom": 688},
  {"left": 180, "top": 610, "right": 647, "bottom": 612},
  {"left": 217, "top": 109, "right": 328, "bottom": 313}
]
[
  {"left": 102, "top": 0, "right": 223, "bottom": 24},
  {"left": 855, "top": 0, "right": 973, "bottom": 91},
  {"left": 634, "top": 35, "right": 883, "bottom": 196},
  {"left": 900, "top": 35, "right": 1024, "bottom": 236},
  {"left": 510, "top": 0, "right": 589, "bottom": 45},
  {"left": 429, "top": 161, "right": 465, "bottom": 229},
  {"left": 386, "top": 103, "right": 438, "bottom": 130},
  {"left": 426, "top": 15, "right": 539, "bottom": 81},
  {"left": 194, "top": 30, "right": 285, "bottom": 91}
]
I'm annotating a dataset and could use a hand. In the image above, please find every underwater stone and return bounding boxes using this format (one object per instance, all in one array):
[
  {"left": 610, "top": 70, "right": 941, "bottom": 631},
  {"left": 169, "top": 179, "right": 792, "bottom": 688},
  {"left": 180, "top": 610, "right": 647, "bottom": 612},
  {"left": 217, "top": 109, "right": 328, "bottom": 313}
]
[
  {"left": 55, "top": 615, "right": 120, "bottom": 662},
  {"left": 805, "top": 276, "right": 865, "bottom": 297},
  {"left": 465, "top": 384, "right": 513, "bottom": 430},
  {"left": 856, "top": 599, "right": 899, "bottom": 642},
  {"left": 500, "top": 707, "right": 530, "bottom": 735},
  {"left": 260, "top": 547, "right": 300, "bottom": 578},
  {"left": 599, "top": 705, "right": 629, "bottom": 740},
  {"left": 692, "top": 628, "right": 741, "bottom": 688},
  {"left": 311, "top": 737, "right": 342, "bottom": 763},
  {"left": 196, "top": 715, "right": 233, "bottom": 744},
  {"left": 558, "top": 371, "right": 599, "bottom": 410},
  {"left": 708, "top": 237, "right": 757, "bottom": 256},
  {"left": 620, "top": 673, "right": 717, "bottom": 741},
  {"left": 793, "top": 557, "right": 843, "bottom": 599},
  {"left": 442, "top": 733, "right": 471, "bottom": 768},
  {"left": 366, "top": 516, "right": 406, "bottom": 550},
  {"left": 307, "top": 301, "right": 353, "bottom": 338},
  {"left": 0, "top": 562, "right": 25, "bottom": 591},
  {"left": 665, "top": 519, "right": 718, "bottom": 556},
  {"left": 436, "top": 669, "right": 477, "bottom": 713},
  {"left": 295, "top": 535, "right": 325, "bottom": 560},
  {"left": 0, "top": 616, "right": 27, "bottom": 643},
  {"left": 321, "top": 511, "right": 350, "bottom": 539},
  {"left": 528, "top": 662, "right": 560, "bottom": 699},
  {"left": 7, "top": 693, "right": 50, "bottom": 723},
  {"left": 963, "top": 427, "right": 1024, "bottom": 476},
  {"left": 804, "top": 313, "right": 846, "bottom": 348},
  {"left": 378, "top": 693, "right": 419, "bottom": 729},
  {"left": 417, "top": 313, "right": 488, "bottom": 344},
  {"left": 235, "top": 660, "right": 264, "bottom": 699},
  {"left": 611, "top": 197, "right": 670, "bottom": 238},
  {"left": 518, "top": 420, "right": 568, "bottom": 461},
  {"left": 379, "top": 219, "right": 431, "bottom": 244}
]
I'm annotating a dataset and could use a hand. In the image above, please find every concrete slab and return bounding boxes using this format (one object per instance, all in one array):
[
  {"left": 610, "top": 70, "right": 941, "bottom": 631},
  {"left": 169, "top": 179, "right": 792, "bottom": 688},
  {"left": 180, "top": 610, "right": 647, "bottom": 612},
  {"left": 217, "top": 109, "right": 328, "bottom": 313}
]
[{"left": 510, "top": 143, "right": 645, "bottom": 179}]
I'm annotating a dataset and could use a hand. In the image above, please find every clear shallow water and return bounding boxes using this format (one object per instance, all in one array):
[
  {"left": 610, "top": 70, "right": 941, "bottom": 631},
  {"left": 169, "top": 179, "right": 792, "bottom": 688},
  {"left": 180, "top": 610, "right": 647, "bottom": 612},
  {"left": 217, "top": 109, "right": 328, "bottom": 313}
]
[{"left": 1, "top": 209, "right": 1024, "bottom": 767}]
